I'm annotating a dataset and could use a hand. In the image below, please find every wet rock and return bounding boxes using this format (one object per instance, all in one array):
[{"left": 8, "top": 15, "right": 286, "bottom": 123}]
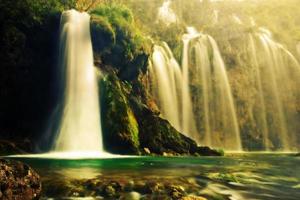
[
  {"left": 121, "top": 191, "right": 141, "bottom": 200},
  {"left": 145, "top": 181, "right": 163, "bottom": 194},
  {"left": 124, "top": 180, "right": 135, "bottom": 192},
  {"left": 196, "top": 146, "right": 223, "bottom": 156},
  {"left": 102, "top": 181, "right": 122, "bottom": 198},
  {"left": 103, "top": 185, "right": 116, "bottom": 197},
  {"left": 166, "top": 185, "right": 186, "bottom": 199},
  {"left": 0, "top": 159, "right": 41, "bottom": 200},
  {"left": 143, "top": 148, "right": 151, "bottom": 155},
  {"left": 130, "top": 96, "right": 198, "bottom": 156},
  {"left": 134, "top": 181, "right": 147, "bottom": 194}
]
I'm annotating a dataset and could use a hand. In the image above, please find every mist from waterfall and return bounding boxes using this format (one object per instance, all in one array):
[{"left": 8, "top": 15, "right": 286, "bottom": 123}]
[
  {"left": 157, "top": 0, "right": 178, "bottom": 25},
  {"left": 54, "top": 10, "right": 103, "bottom": 153}
]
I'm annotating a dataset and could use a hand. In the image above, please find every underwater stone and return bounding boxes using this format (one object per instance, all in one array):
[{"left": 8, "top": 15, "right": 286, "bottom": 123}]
[{"left": 121, "top": 191, "right": 141, "bottom": 200}]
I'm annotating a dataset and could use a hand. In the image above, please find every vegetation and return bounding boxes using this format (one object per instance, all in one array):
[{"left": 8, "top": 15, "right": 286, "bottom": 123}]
[
  {"left": 100, "top": 73, "right": 140, "bottom": 154},
  {"left": 91, "top": 3, "right": 151, "bottom": 80}
]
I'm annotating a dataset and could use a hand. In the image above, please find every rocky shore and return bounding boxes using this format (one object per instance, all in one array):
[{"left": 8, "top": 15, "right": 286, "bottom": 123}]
[
  {"left": 42, "top": 174, "right": 209, "bottom": 200},
  {"left": 0, "top": 159, "right": 41, "bottom": 200}
]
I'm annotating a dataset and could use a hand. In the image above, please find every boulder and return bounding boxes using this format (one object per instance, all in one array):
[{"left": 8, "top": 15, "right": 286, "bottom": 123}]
[
  {"left": 129, "top": 97, "right": 198, "bottom": 155},
  {"left": 0, "top": 159, "right": 41, "bottom": 200}
]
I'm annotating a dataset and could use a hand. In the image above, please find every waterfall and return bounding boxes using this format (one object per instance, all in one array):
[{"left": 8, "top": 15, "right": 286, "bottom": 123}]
[
  {"left": 248, "top": 28, "right": 300, "bottom": 151},
  {"left": 54, "top": 10, "right": 103, "bottom": 153},
  {"left": 148, "top": 43, "right": 183, "bottom": 132},
  {"left": 297, "top": 42, "right": 300, "bottom": 60},
  {"left": 148, "top": 27, "right": 242, "bottom": 150},
  {"left": 183, "top": 27, "right": 241, "bottom": 150}
]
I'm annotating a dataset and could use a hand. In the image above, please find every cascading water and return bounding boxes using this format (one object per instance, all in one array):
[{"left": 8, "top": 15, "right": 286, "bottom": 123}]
[
  {"left": 54, "top": 10, "right": 103, "bottom": 153},
  {"left": 149, "top": 27, "right": 242, "bottom": 150},
  {"left": 183, "top": 27, "right": 242, "bottom": 151},
  {"left": 148, "top": 42, "right": 197, "bottom": 137},
  {"left": 247, "top": 27, "right": 300, "bottom": 151},
  {"left": 148, "top": 43, "right": 183, "bottom": 131}
]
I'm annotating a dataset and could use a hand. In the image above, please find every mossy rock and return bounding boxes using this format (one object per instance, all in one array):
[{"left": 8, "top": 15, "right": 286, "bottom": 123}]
[
  {"left": 129, "top": 97, "right": 198, "bottom": 155},
  {"left": 91, "top": 16, "right": 116, "bottom": 53},
  {"left": 90, "top": 4, "right": 151, "bottom": 81},
  {"left": 100, "top": 73, "right": 140, "bottom": 155}
]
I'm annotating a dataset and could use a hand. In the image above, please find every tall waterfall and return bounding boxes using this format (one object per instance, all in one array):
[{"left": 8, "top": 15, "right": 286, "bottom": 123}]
[
  {"left": 149, "top": 27, "right": 242, "bottom": 150},
  {"left": 183, "top": 27, "right": 241, "bottom": 150},
  {"left": 149, "top": 44, "right": 183, "bottom": 131},
  {"left": 248, "top": 28, "right": 300, "bottom": 151},
  {"left": 54, "top": 10, "right": 103, "bottom": 153},
  {"left": 148, "top": 43, "right": 197, "bottom": 138}
]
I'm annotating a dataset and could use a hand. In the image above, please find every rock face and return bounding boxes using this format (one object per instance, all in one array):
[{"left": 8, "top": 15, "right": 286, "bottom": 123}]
[
  {"left": 130, "top": 97, "right": 197, "bottom": 155},
  {"left": 100, "top": 73, "right": 140, "bottom": 155},
  {"left": 0, "top": 159, "right": 41, "bottom": 200}
]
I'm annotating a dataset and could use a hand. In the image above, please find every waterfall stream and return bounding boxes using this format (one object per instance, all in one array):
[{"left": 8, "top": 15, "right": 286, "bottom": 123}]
[{"left": 54, "top": 10, "right": 103, "bottom": 153}]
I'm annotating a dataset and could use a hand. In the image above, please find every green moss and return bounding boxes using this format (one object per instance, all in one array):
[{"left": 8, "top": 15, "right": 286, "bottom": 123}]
[
  {"left": 91, "top": 16, "right": 116, "bottom": 53},
  {"left": 100, "top": 73, "right": 140, "bottom": 154},
  {"left": 90, "top": 4, "right": 151, "bottom": 80},
  {"left": 208, "top": 173, "right": 239, "bottom": 183},
  {"left": 129, "top": 97, "right": 198, "bottom": 155}
]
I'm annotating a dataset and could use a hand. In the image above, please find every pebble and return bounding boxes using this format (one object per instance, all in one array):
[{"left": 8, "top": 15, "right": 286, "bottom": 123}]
[
  {"left": 121, "top": 191, "right": 141, "bottom": 200},
  {"left": 104, "top": 185, "right": 116, "bottom": 197}
]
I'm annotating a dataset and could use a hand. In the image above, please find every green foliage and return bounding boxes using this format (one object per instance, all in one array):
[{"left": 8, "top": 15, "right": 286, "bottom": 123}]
[
  {"left": 90, "top": 4, "right": 151, "bottom": 80},
  {"left": 91, "top": 16, "right": 116, "bottom": 52}
]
